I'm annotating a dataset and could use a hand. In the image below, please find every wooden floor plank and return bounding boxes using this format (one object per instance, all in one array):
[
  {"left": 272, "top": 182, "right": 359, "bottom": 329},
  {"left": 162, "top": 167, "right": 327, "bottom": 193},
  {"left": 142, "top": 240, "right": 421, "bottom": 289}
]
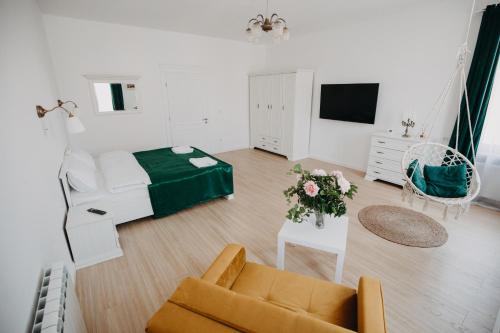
[{"left": 76, "top": 149, "right": 500, "bottom": 333}]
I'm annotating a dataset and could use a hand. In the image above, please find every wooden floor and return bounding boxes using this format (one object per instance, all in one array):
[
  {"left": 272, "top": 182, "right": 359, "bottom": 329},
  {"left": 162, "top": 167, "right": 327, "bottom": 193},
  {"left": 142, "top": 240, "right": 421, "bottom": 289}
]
[{"left": 76, "top": 149, "right": 500, "bottom": 333}]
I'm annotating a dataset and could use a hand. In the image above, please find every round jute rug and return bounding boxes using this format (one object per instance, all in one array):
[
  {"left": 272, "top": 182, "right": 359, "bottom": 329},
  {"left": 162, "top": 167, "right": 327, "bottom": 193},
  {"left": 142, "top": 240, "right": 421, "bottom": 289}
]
[{"left": 358, "top": 205, "right": 448, "bottom": 248}]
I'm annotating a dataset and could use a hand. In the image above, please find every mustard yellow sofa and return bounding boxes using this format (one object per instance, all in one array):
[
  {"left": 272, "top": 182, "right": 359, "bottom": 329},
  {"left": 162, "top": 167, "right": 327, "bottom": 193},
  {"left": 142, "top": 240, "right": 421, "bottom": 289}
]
[{"left": 146, "top": 244, "right": 386, "bottom": 333}]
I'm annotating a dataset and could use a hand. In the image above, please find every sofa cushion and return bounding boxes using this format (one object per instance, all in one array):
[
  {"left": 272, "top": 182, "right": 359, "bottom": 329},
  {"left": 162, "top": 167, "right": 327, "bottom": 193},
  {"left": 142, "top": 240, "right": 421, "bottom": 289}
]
[
  {"left": 167, "top": 277, "right": 355, "bottom": 333},
  {"left": 230, "top": 263, "right": 357, "bottom": 331}
]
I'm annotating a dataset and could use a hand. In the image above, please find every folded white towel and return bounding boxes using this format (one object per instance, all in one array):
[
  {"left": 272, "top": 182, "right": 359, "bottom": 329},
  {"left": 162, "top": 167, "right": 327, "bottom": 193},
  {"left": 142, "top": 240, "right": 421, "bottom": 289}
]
[
  {"left": 172, "top": 145, "right": 194, "bottom": 154},
  {"left": 189, "top": 157, "right": 218, "bottom": 168}
]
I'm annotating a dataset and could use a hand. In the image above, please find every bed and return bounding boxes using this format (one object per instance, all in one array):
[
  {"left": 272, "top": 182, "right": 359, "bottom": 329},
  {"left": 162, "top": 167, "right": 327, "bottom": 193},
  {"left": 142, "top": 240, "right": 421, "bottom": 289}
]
[{"left": 60, "top": 147, "right": 234, "bottom": 224}]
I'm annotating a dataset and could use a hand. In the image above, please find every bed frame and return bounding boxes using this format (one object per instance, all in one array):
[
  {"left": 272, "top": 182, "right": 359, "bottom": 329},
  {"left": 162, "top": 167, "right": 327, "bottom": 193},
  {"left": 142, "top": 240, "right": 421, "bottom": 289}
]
[{"left": 59, "top": 150, "right": 233, "bottom": 225}]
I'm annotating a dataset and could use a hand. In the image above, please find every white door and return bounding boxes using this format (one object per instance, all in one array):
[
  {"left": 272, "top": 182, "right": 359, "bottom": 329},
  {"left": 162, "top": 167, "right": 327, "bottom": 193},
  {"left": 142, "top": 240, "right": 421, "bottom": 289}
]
[
  {"left": 282, "top": 73, "right": 296, "bottom": 157},
  {"left": 249, "top": 76, "right": 260, "bottom": 146},
  {"left": 164, "top": 71, "right": 213, "bottom": 152},
  {"left": 269, "top": 74, "right": 282, "bottom": 140},
  {"left": 254, "top": 75, "right": 269, "bottom": 142}
]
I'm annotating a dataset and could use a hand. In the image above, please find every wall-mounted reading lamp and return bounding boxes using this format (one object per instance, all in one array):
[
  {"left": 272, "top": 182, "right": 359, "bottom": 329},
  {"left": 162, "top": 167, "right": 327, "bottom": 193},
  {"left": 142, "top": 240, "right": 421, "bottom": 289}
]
[{"left": 36, "top": 99, "right": 85, "bottom": 134}]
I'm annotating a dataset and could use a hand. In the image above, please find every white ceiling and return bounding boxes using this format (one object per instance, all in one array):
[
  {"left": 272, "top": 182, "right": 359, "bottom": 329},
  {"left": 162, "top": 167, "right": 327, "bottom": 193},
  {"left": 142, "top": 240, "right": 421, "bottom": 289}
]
[{"left": 38, "top": 0, "right": 431, "bottom": 41}]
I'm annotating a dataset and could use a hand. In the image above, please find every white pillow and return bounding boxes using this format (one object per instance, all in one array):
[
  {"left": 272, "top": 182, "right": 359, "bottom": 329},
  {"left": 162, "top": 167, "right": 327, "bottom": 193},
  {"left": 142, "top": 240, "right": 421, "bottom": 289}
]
[
  {"left": 67, "top": 157, "right": 98, "bottom": 192},
  {"left": 69, "top": 148, "right": 96, "bottom": 170}
]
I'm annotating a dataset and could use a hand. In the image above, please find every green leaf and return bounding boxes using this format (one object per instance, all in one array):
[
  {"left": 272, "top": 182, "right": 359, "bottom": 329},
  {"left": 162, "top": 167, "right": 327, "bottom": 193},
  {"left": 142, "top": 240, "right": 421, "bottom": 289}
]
[{"left": 293, "top": 164, "right": 302, "bottom": 173}]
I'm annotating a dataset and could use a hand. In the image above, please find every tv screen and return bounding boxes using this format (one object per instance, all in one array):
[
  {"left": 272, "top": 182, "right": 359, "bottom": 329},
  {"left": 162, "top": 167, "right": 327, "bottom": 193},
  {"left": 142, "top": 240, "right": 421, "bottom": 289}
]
[{"left": 319, "top": 83, "right": 379, "bottom": 124}]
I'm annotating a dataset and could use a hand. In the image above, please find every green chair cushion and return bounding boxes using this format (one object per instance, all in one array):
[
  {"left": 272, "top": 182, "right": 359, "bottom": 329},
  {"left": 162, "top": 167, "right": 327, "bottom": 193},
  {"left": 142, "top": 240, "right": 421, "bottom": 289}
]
[
  {"left": 407, "top": 159, "right": 427, "bottom": 193},
  {"left": 423, "top": 164, "right": 467, "bottom": 198}
]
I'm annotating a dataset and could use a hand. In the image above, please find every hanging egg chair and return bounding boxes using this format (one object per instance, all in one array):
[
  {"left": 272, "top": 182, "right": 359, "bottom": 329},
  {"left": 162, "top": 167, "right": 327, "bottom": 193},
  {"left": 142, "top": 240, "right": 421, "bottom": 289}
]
[
  {"left": 402, "top": 143, "right": 481, "bottom": 218},
  {"left": 401, "top": 0, "right": 482, "bottom": 219}
]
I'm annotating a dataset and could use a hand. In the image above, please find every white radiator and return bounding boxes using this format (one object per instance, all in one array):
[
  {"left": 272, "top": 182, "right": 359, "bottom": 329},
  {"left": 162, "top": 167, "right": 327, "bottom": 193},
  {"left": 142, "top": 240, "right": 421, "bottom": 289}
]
[{"left": 32, "top": 263, "right": 87, "bottom": 333}]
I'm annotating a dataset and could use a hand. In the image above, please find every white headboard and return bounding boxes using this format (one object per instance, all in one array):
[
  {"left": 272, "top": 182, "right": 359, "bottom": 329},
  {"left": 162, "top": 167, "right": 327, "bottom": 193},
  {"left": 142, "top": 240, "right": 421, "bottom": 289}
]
[{"left": 59, "top": 148, "right": 73, "bottom": 207}]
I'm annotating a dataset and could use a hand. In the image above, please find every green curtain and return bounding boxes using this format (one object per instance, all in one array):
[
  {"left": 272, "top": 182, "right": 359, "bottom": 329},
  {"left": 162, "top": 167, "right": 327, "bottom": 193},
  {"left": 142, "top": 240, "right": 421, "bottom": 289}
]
[
  {"left": 110, "top": 83, "right": 125, "bottom": 110},
  {"left": 448, "top": 4, "right": 500, "bottom": 163}
]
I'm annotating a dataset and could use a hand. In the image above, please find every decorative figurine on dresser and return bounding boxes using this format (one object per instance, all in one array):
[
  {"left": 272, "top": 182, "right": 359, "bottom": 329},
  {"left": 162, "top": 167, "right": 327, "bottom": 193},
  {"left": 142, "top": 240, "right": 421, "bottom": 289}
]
[
  {"left": 401, "top": 118, "right": 415, "bottom": 137},
  {"left": 365, "top": 131, "right": 422, "bottom": 186}
]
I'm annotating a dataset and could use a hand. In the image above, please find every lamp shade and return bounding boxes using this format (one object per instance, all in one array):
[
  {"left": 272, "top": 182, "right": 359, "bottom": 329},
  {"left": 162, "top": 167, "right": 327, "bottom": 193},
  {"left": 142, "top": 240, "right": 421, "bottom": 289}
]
[{"left": 66, "top": 115, "right": 85, "bottom": 134}]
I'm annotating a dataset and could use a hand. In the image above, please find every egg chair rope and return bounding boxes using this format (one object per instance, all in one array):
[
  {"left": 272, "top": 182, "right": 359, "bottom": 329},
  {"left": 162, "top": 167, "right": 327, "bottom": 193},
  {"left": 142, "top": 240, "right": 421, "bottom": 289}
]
[{"left": 401, "top": 0, "right": 481, "bottom": 219}]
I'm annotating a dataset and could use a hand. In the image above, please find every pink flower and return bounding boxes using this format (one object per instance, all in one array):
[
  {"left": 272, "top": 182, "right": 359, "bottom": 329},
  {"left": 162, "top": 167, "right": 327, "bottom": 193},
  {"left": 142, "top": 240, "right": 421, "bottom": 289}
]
[
  {"left": 331, "top": 170, "right": 343, "bottom": 179},
  {"left": 338, "top": 177, "right": 351, "bottom": 194},
  {"left": 312, "top": 169, "right": 327, "bottom": 176},
  {"left": 303, "top": 180, "right": 320, "bottom": 197}
]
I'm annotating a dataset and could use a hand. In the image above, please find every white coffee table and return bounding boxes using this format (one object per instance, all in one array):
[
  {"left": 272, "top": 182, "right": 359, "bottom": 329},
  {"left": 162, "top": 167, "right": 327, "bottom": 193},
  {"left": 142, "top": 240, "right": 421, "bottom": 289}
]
[{"left": 277, "top": 215, "right": 348, "bottom": 283}]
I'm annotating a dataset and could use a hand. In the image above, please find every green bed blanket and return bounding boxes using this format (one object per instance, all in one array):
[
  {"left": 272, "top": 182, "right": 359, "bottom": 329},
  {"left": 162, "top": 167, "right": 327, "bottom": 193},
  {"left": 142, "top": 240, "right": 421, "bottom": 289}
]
[{"left": 133, "top": 147, "right": 233, "bottom": 218}]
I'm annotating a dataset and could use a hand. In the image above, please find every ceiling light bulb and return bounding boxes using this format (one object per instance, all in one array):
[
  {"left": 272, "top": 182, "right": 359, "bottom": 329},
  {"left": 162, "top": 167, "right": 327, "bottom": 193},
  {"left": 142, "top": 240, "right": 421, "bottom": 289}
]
[
  {"left": 273, "top": 24, "right": 283, "bottom": 37},
  {"left": 282, "top": 27, "right": 290, "bottom": 41},
  {"left": 246, "top": 27, "right": 252, "bottom": 37}
]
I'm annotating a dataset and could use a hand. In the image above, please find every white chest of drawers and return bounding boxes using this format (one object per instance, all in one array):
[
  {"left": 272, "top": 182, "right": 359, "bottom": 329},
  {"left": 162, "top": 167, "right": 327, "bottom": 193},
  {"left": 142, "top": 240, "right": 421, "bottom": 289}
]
[{"left": 365, "top": 132, "right": 421, "bottom": 186}]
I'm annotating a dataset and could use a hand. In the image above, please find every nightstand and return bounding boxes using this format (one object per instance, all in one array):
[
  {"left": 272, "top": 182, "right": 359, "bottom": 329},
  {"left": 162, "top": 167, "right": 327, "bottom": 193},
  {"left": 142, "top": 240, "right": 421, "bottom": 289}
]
[{"left": 66, "top": 203, "right": 123, "bottom": 269}]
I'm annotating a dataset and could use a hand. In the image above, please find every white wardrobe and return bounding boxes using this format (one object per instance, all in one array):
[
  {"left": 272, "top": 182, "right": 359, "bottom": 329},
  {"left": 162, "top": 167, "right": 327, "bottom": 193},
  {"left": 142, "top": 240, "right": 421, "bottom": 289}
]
[{"left": 249, "top": 70, "right": 314, "bottom": 161}]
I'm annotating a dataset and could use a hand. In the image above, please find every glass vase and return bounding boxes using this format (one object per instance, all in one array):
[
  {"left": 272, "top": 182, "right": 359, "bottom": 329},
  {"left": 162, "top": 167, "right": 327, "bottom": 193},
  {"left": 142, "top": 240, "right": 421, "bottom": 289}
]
[{"left": 313, "top": 211, "right": 325, "bottom": 229}]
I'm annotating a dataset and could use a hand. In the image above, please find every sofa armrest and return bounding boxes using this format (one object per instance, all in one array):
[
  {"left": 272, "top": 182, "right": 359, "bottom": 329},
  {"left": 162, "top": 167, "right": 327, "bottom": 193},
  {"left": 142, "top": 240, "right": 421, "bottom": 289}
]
[
  {"left": 169, "top": 277, "right": 355, "bottom": 333},
  {"left": 201, "top": 244, "right": 246, "bottom": 288},
  {"left": 357, "top": 276, "right": 387, "bottom": 333}
]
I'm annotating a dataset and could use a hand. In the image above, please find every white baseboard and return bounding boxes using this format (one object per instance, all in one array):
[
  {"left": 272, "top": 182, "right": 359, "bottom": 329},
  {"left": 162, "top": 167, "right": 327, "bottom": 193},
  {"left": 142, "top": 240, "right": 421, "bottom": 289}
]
[
  {"left": 308, "top": 154, "right": 365, "bottom": 172},
  {"left": 213, "top": 145, "right": 250, "bottom": 155},
  {"left": 67, "top": 260, "right": 76, "bottom": 283}
]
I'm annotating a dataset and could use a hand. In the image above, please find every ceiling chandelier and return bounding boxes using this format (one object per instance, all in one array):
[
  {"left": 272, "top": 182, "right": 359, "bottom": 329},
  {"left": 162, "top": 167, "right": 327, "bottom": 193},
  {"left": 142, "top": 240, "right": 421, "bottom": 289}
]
[{"left": 245, "top": 0, "right": 290, "bottom": 43}]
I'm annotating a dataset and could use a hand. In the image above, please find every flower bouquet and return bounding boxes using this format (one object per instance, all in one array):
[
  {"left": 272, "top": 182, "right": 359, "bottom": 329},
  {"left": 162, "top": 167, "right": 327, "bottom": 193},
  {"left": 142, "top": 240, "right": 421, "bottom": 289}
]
[{"left": 284, "top": 164, "right": 357, "bottom": 229}]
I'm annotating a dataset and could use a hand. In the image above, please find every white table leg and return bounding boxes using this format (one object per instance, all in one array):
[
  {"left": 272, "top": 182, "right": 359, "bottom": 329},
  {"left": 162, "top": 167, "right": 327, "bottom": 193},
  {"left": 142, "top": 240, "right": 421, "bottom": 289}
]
[
  {"left": 277, "top": 238, "right": 285, "bottom": 270},
  {"left": 334, "top": 252, "right": 345, "bottom": 284}
]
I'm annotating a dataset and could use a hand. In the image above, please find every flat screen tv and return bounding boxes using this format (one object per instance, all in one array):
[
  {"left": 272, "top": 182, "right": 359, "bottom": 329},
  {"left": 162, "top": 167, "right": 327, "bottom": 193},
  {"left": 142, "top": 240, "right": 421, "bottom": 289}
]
[{"left": 319, "top": 83, "right": 379, "bottom": 124}]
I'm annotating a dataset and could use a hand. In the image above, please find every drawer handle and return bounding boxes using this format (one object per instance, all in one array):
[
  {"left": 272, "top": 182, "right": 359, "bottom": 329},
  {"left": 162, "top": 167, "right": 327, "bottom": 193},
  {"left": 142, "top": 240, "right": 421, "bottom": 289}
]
[
  {"left": 273, "top": 140, "right": 277, "bottom": 143},
  {"left": 377, "top": 141, "right": 386, "bottom": 144},
  {"left": 375, "top": 161, "right": 383, "bottom": 164},
  {"left": 373, "top": 171, "right": 380, "bottom": 174},
  {"left": 262, "top": 144, "right": 266, "bottom": 147},
  {"left": 376, "top": 151, "right": 384, "bottom": 154}
]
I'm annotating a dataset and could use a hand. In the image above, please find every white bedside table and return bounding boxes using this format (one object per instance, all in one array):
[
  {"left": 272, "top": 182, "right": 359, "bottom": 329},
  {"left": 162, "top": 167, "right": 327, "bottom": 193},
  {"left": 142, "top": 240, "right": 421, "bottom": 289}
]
[
  {"left": 277, "top": 215, "right": 348, "bottom": 283},
  {"left": 66, "top": 203, "right": 123, "bottom": 269}
]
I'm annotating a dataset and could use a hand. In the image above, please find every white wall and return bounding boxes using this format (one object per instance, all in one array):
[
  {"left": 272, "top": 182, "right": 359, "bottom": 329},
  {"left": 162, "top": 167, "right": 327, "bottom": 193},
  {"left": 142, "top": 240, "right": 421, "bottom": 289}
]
[
  {"left": 0, "top": 1, "right": 72, "bottom": 332},
  {"left": 265, "top": 0, "right": 481, "bottom": 171},
  {"left": 43, "top": 15, "right": 266, "bottom": 155}
]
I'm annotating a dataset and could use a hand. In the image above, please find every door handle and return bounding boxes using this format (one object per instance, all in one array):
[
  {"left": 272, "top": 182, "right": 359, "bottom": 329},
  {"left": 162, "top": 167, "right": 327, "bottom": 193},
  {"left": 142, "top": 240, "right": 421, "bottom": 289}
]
[{"left": 202, "top": 118, "right": 208, "bottom": 124}]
